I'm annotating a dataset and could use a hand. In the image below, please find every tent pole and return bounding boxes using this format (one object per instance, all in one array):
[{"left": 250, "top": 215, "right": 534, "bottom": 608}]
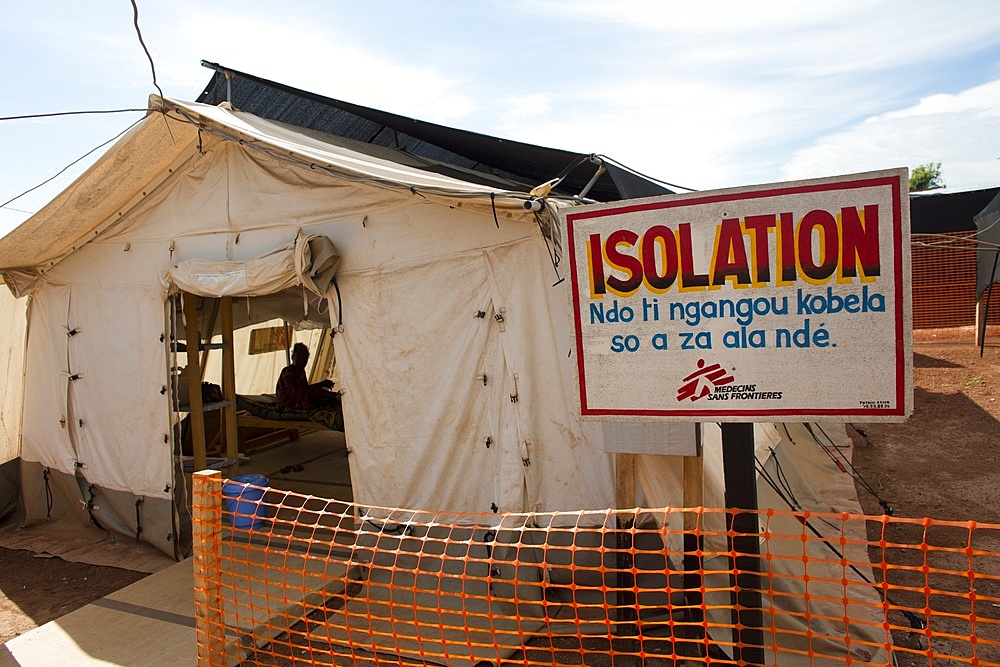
[
  {"left": 310, "top": 329, "right": 336, "bottom": 384},
  {"left": 220, "top": 297, "right": 239, "bottom": 473},
  {"left": 284, "top": 323, "right": 292, "bottom": 366},
  {"left": 978, "top": 251, "right": 999, "bottom": 356},
  {"left": 182, "top": 292, "right": 208, "bottom": 472}
]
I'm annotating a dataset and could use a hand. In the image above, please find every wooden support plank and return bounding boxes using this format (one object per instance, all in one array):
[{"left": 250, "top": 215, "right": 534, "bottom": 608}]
[
  {"left": 683, "top": 454, "right": 703, "bottom": 525},
  {"left": 183, "top": 292, "right": 208, "bottom": 473},
  {"left": 613, "top": 453, "right": 638, "bottom": 664},
  {"left": 682, "top": 451, "right": 707, "bottom": 655},
  {"left": 220, "top": 297, "right": 239, "bottom": 475},
  {"left": 198, "top": 299, "right": 220, "bottom": 381},
  {"left": 615, "top": 452, "right": 637, "bottom": 511},
  {"left": 284, "top": 323, "right": 292, "bottom": 367},
  {"left": 310, "top": 329, "right": 336, "bottom": 384}
]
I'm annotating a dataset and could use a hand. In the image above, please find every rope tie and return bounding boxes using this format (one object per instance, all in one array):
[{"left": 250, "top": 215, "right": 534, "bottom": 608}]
[
  {"left": 135, "top": 498, "right": 144, "bottom": 544},
  {"left": 42, "top": 469, "right": 53, "bottom": 520}
]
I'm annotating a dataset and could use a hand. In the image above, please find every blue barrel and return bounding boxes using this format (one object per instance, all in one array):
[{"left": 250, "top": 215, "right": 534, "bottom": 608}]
[{"left": 222, "top": 474, "right": 269, "bottom": 529}]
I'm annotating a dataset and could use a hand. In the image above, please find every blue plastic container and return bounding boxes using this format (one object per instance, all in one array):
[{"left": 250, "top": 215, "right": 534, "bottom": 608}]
[{"left": 222, "top": 473, "right": 269, "bottom": 529}]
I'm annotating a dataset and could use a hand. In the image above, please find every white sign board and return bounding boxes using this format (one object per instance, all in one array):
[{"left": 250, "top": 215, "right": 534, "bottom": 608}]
[{"left": 563, "top": 169, "right": 912, "bottom": 422}]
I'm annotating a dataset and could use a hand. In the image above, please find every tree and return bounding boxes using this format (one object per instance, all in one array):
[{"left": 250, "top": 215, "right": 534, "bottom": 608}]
[{"left": 909, "top": 162, "right": 944, "bottom": 191}]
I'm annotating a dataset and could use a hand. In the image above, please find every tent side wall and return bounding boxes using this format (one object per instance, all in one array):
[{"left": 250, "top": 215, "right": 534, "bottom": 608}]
[
  {"left": 0, "top": 288, "right": 28, "bottom": 517},
  {"left": 16, "top": 277, "right": 179, "bottom": 557}
]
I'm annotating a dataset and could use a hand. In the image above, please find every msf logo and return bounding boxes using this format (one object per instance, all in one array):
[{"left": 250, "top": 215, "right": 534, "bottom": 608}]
[{"left": 677, "top": 359, "right": 734, "bottom": 402}]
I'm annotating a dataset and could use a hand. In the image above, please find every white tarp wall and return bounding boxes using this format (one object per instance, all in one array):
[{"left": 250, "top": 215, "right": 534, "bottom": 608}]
[
  {"left": 0, "top": 288, "right": 26, "bottom": 466},
  {"left": 20, "top": 282, "right": 170, "bottom": 496},
  {"left": 0, "top": 288, "right": 27, "bottom": 518},
  {"left": 337, "top": 234, "right": 614, "bottom": 515}
]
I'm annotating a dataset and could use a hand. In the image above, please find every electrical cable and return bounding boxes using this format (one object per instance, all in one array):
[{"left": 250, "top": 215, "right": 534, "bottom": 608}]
[
  {"left": 767, "top": 446, "right": 840, "bottom": 532},
  {"left": 130, "top": 0, "right": 164, "bottom": 101},
  {"left": 594, "top": 153, "right": 699, "bottom": 193},
  {"left": 0, "top": 116, "right": 145, "bottom": 211},
  {"left": 781, "top": 424, "right": 894, "bottom": 516},
  {"left": 0, "top": 109, "right": 147, "bottom": 122},
  {"left": 0, "top": 109, "right": 149, "bottom": 121},
  {"left": 805, "top": 423, "right": 894, "bottom": 516},
  {"left": 753, "top": 454, "right": 926, "bottom": 633}
]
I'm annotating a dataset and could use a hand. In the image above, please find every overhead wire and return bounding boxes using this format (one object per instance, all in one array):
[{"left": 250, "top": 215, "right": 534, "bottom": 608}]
[
  {"left": 130, "top": 0, "right": 164, "bottom": 101},
  {"left": 0, "top": 109, "right": 148, "bottom": 122},
  {"left": 1, "top": 0, "right": 165, "bottom": 215},
  {"left": 0, "top": 116, "right": 145, "bottom": 211}
]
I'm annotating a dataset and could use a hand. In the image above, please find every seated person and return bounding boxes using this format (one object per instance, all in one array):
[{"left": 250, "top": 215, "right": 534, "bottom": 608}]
[{"left": 275, "top": 342, "right": 340, "bottom": 412}]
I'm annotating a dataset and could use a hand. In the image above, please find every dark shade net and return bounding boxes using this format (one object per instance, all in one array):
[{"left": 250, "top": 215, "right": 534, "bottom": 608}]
[
  {"left": 196, "top": 62, "right": 673, "bottom": 203},
  {"left": 911, "top": 186, "right": 1000, "bottom": 234}
]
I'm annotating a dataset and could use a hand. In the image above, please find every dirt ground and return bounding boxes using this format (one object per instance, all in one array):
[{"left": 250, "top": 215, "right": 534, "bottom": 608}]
[{"left": 0, "top": 334, "right": 998, "bottom": 657}]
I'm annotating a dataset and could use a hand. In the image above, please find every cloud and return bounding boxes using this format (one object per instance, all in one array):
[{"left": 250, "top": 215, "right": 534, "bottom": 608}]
[
  {"left": 499, "top": 94, "right": 552, "bottom": 123},
  {"left": 782, "top": 79, "right": 1000, "bottom": 189},
  {"left": 520, "top": 0, "right": 1000, "bottom": 75},
  {"left": 167, "top": 10, "right": 475, "bottom": 124}
]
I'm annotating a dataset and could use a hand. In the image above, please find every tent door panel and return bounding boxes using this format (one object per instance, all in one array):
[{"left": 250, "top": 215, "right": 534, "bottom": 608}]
[{"left": 20, "top": 284, "right": 75, "bottom": 473}]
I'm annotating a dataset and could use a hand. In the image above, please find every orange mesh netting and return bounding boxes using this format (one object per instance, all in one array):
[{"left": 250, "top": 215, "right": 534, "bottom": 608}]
[
  {"left": 912, "top": 232, "right": 1000, "bottom": 331},
  {"left": 192, "top": 471, "right": 1000, "bottom": 666}
]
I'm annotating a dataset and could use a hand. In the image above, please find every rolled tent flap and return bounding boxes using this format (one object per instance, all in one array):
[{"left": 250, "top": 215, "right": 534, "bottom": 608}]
[
  {"left": 296, "top": 235, "right": 341, "bottom": 296},
  {"left": 162, "top": 234, "right": 340, "bottom": 298}
]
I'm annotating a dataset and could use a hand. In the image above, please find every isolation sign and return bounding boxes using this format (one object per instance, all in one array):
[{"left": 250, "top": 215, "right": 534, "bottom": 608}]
[{"left": 563, "top": 169, "right": 912, "bottom": 422}]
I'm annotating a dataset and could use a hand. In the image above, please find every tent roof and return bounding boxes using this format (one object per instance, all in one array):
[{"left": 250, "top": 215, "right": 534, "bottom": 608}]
[
  {"left": 0, "top": 64, "right": 676, "bottom": 287},
  {"left": 0, "top": 95, "right": 590, "bottom": 285},
  {"left": 197, "top": 62, "right": 673, "bottom": 203}
]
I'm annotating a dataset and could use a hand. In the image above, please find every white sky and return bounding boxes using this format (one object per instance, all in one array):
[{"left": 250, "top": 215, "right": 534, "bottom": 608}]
[{"left": 2, "top": 0, "right": 1000, "bottom": 237}]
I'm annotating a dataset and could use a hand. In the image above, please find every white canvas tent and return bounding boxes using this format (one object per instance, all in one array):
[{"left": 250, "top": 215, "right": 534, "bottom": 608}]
[
  {"left": 0, "top": 78, "right": 890, "bottom": 662},
  {"left": 0, "top": 94, "right": 627, "bottom": 558}
]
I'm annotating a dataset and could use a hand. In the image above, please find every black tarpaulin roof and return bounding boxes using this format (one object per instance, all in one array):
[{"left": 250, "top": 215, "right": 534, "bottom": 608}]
[
  {"left": 197, "top": 62, "right": 672, "bottom": 203},
  {"left": 910, "top": 186, "right": 1000, "bottom": 234}
]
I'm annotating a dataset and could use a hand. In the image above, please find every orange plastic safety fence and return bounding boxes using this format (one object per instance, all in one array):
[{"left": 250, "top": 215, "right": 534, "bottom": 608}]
[
  {"left": 192, "top": 472, "right": 1000, "bottom": 666},
  {"left": 912, "top": 232, "right": 1000, "bottom": 331}
]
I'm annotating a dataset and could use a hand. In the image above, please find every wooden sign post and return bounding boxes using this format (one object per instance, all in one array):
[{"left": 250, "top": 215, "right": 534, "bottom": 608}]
[{"left": 721, "top": 423, "right": 764, "bottom": 665}]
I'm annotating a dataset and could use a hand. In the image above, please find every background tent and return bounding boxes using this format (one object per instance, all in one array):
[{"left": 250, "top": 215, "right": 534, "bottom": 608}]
[{"left": 975, "top": 190, "right": 1000, "bottom": 301}]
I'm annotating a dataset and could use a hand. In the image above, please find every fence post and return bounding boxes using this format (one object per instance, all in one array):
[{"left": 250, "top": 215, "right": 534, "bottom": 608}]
[{"left": 192, "top": 469, "right": 228, "bottom": 666}]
